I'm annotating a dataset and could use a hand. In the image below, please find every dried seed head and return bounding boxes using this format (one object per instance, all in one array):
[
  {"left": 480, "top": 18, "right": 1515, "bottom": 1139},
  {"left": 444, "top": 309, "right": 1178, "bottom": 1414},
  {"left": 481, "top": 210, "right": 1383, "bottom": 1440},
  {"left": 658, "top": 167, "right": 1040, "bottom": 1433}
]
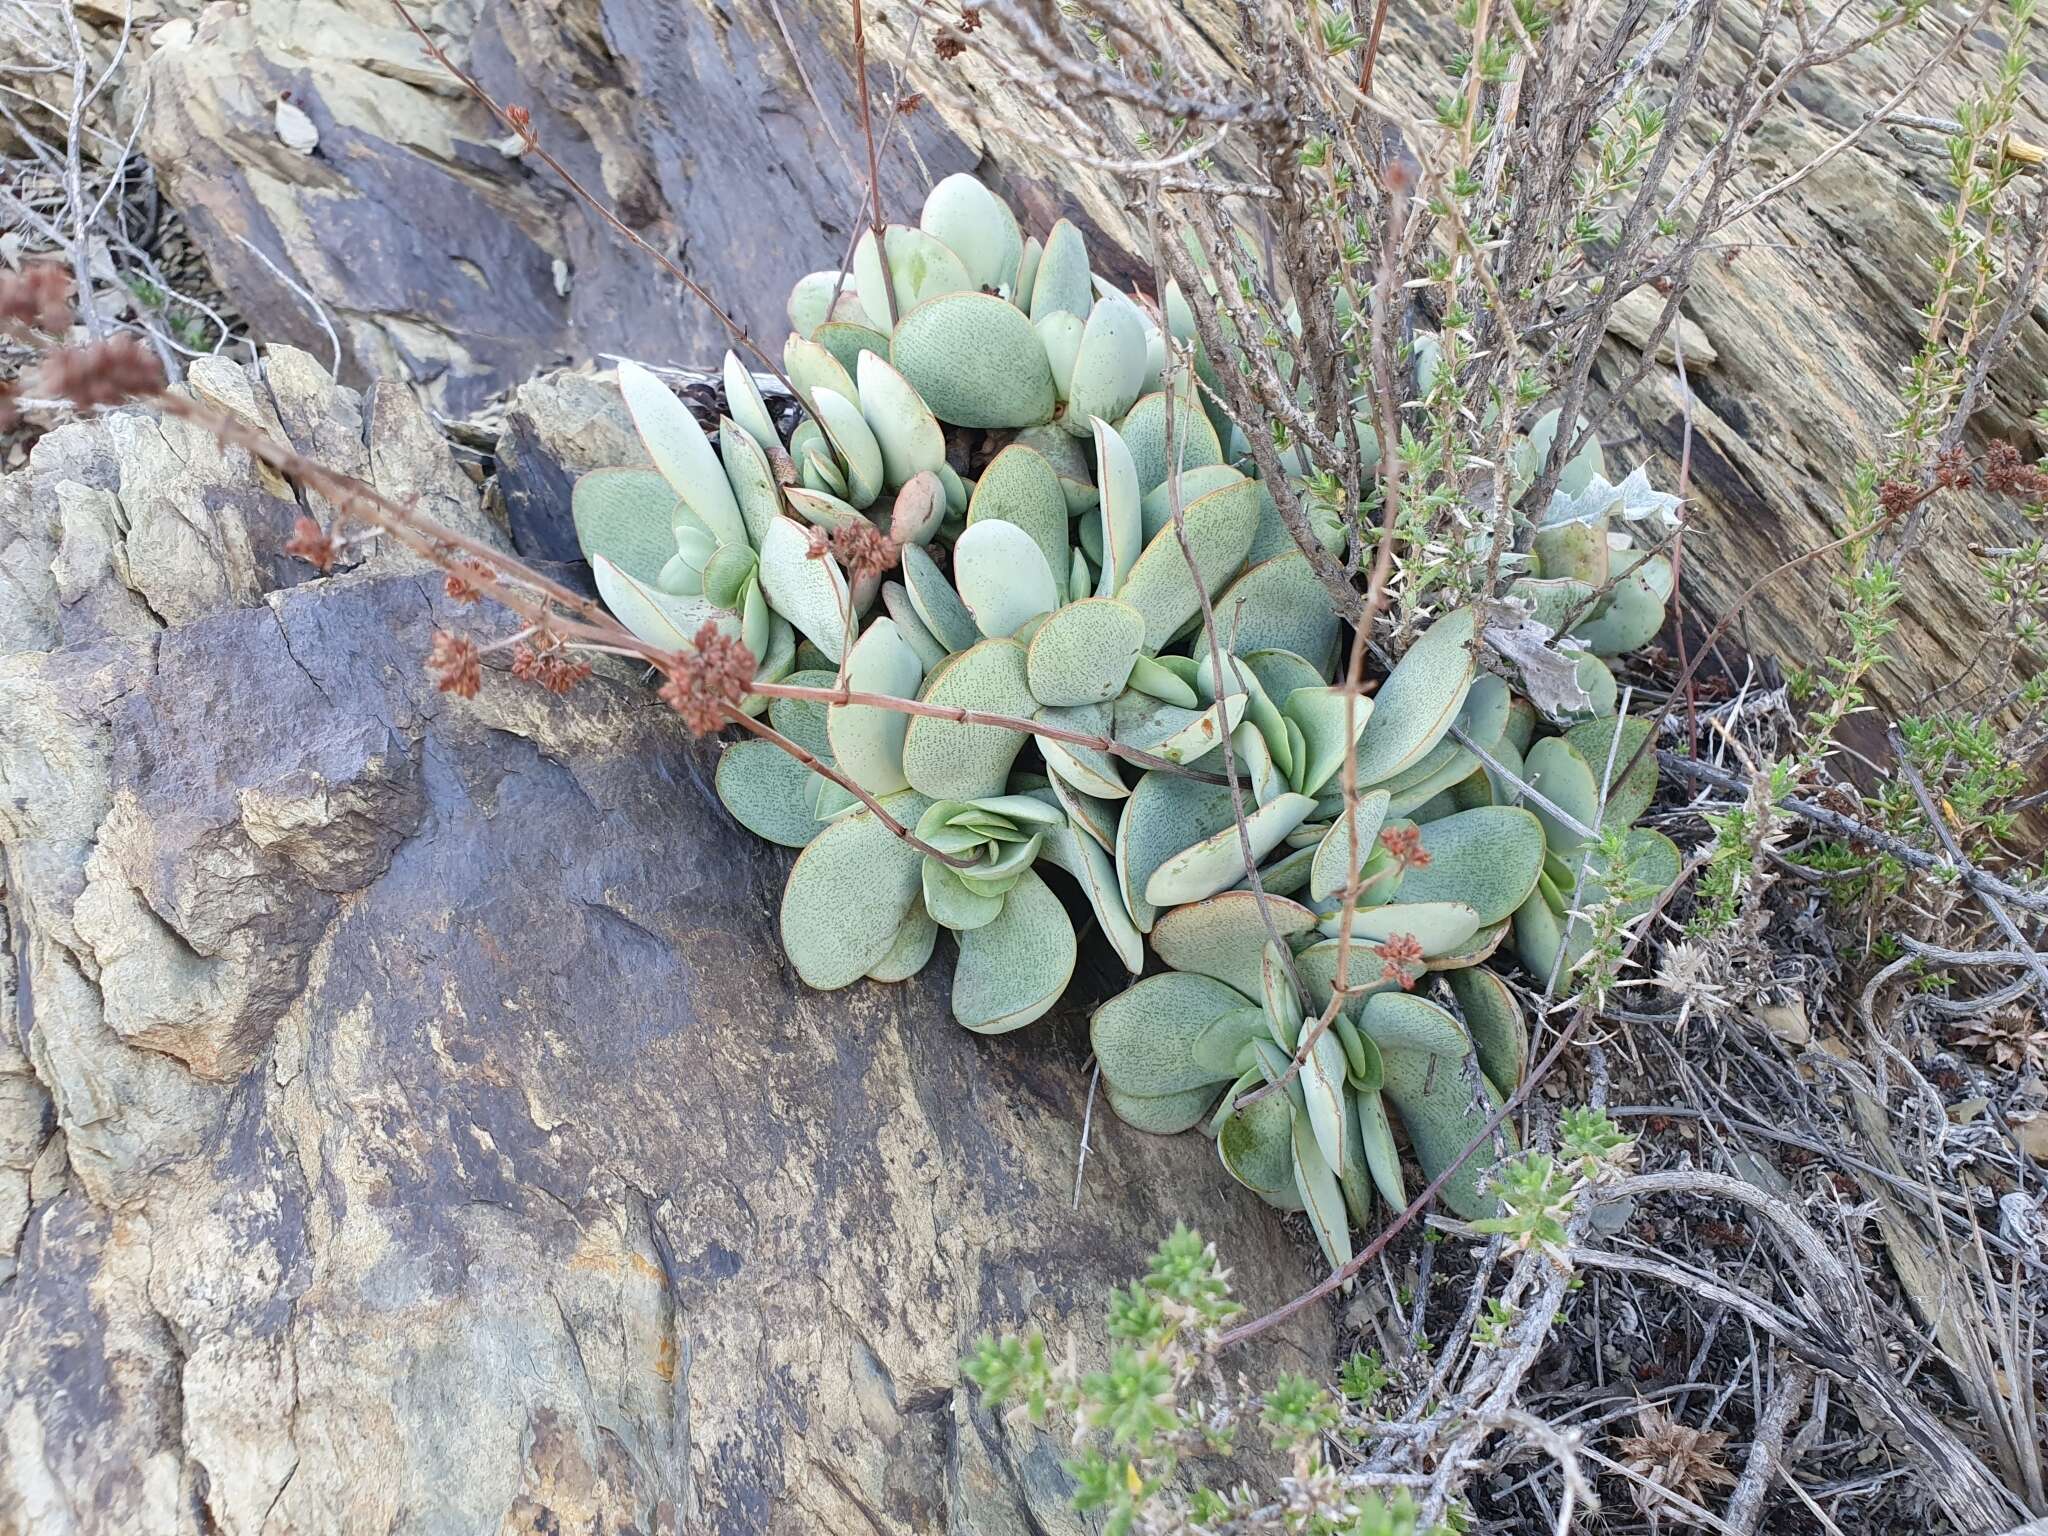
[
  {"left": 934, "top": 31, "right": 966, "bottom": 59},
  {"left": 657, "top": 620, "right": 756, "bottom": 736},
  {"left": 830, "top": 521, "right": 900, "bottom": 581},
  {"left": 0, "top": 263, "right": 73, "bottom": 336},
  {"left": 443, "top": 563, "right": 488, "bottom": 604},
  {"left": 1931, "top": 444, "right": 1972, "bottom": 490},
  {"left": 425, "top": 629, "right": 482, "bottom": 698},
  {"left": 1877, "top": 477, "right": 1922, "bottom": 521},
  {"left": 34, "top": 336, "right": 166, "bottom": 410},
  {"left": 283, "top": 514, "right": 339, "bottom": 572},
  {"left": 1984, "top": 439, "right": 2048, "bottom": 501}
]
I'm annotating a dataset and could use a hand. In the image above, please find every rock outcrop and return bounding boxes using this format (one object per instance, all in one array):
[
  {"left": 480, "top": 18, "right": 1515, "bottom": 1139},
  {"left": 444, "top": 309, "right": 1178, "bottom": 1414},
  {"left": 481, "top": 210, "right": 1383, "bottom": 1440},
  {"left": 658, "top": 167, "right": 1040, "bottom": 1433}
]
[
  {"left": 123, "top": 0, "right": 2047, "bottom": 742},
  {"left": 0, "top": 350, "right": 1329, "bottom": 1533}
]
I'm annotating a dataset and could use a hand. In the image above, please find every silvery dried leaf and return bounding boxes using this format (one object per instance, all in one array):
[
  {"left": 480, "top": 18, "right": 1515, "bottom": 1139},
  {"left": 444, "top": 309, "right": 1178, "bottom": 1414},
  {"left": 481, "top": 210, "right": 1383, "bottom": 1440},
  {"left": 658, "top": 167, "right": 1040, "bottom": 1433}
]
[{"left": 1480, "top": 597, "right": 1592, "bottom": 719}]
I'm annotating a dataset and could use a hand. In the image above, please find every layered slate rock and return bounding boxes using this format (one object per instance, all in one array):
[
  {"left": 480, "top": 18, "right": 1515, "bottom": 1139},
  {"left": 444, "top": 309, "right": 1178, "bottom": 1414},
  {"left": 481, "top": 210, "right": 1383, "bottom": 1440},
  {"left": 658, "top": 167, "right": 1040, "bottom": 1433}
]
[{"left": 0, "top": 356, "right": 1329, "bottom": 1534}]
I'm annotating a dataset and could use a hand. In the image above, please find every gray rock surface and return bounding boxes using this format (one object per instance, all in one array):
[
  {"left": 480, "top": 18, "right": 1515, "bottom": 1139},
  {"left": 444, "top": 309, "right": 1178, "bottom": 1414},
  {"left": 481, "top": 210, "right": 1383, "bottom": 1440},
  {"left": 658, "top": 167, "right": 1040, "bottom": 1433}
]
[{"left": 0, "top": 354, "right": 1330, "bottom": 1533}]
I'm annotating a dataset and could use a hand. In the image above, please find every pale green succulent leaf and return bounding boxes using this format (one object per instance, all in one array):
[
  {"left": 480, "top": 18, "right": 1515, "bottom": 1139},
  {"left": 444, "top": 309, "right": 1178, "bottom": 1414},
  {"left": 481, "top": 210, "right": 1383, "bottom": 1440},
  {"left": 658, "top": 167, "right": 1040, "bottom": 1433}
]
[
  {"left": 1091, "top": 972, "right": 1256, "bottom": 1097},
  {"left": 854, "top": 351, "right": 947, "bottom": 488},
  {"left": 1117, "top": 388, "right": 1224, "bottom": 494},
  {"left": 1145, "top": 792, "right": 1316, "bottom": 907},
  {"left": 867, "top": 903, "right": 939, "bottom": 983},
  {"left": 1037, "top": 701, "right": 1128, "bottom": 800},
  {"left": 1307, "top": 789, "right": 1394, "bottom": 901},
  {"left": 900, "top": 542, "right": 981, "bottom": 655},
  {"left": 892, "top": 292, "right": 1056, "bottom": 428},
  {"left": 953, "top": 519, "right": 1059, "bottom": 639},
  {"left": 952, "top": 868, "right": 1076, "bottom": 1033},
  {"left": 900, "top": 637, "right": 1036, "bottom": 800},
  {"left": 616, "top": 360, "right": 748, "bottom": 548},
  {"left": 756, "top": 515, "right": 853, "bottom": 663},
  {"left": 825, "top": 617, "right": 925, "bottom": 796},
  {"left": 1115, "top": 476, "right": 1261, "bottom": 653},
  {"left": 923, "top": 856, "right": 1005, "bottom": 930},
  {"left": 1191, "top": 553, "right": 1340, "bottom": 675},
  {"left": 1114, "top": 770, "right": 1238, "bottom": 932},
  {"left": 920, "top": 172, "right": 1023, "bottom": 292},
  {"left": 1149, "top": 890, "right": 1317, "bottom": 999},
  {"left": 1352, "top": 606, "right": 1479, "bottom": 787},
  {"left": 1361, "top": 992, "right": 1513, "bottom": 1219},
  {"left": 1027, "top": 218, "right": 1092, "bottom": 322},
  {"left": 714, "top": 739, "right": 821, "bottom": 847},
  {"left": 1026, "top": 597, "right": 1145, "bottom": 707},
  {"left": 572, "top": 466, "right": 682, "bottom": 584},
  {"left": 779, "top": 790, "right": 931, "bottom": 989},
  {"left": 1064, "top": 292, "right": 1149, "bottom": 431},
  {"left": 967, "top": 444, "right": 1069, "bottom": 582},
  {"left": 1446, "top": 966, "right": 1527, "bottom": 1098},
  {"left": 1292, "top": 1108, "right": 1354, "bottom": 1274},
  {"left": 1390, "top": 805, "right": 1546, "bottom": 925}
]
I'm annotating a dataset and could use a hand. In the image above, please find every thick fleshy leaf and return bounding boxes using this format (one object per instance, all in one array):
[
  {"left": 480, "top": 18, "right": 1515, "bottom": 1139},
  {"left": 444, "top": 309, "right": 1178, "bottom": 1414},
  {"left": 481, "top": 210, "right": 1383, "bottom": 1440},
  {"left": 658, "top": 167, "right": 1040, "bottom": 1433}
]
[
  {"left": 1117, "top": 388, "right": 1224, "bottom": 493},
  {"left": 1112, "top": 690, "right": 1246, "bottom": 766},
  {"left": 900, "top": 637, "right": 1036, "bottom": 800},
  {"left": 572, "top": 467, "right": 681, "bottom": 583},
  {"left": 592, "top": 554, "right": 734, "bottom": 652},
  {"left": 1127, "top": 652, "right": 1198, "bottom": 707},
  {"left": 1392, "top": 805, "right": 1547, "bottom": 924},
  {"left": 1351, "top": 606, "right": 1478, "bottom": 787},
  {"left": 867, "top": 904, "right": 939, "bottom": 982},
  {"left": 779, "top": 791, "right": 931, "bottom": 989},
  {"left": 1106, "top": 1081, "right": 1224, "bottom": 1135},
  {"left": 1027, "top": 218, "right": 1091, "bottom": 322},
  {"left": 881, "top": 582, "right": 949, "bottom": 670},
  {"left": 811, "top": 388, "right": 885, "bottom": 508},
  {"left": 923, "top": 857, "right": 1005, "bottom": 930},
  {"left": 617, "top": 361, "right": 748, "bottom": 549},
  {"left": 920, "top": 172, "right": 1023, "bottom": 292},
  {"left": 1322, "top": 899, "right": 1484, "bottom": 957},
  {"left": 899, "top": 542, "right": 981, "bottom": 655},
  {"left": 1090, "top": 972, "right": 1255, "bottom": 1096},
  {"left": 1093, "top": 417, "right": 1144, "bottom": 598},
  {"left": 789, "top": 270, "right": 866, "bottom": 336},
  {"left": 1014, "top": 236, "right": 1042, "bottom": 310},
  {"left": 1037, "top": 819, "right": 1144, "bottom": 973},
  {"left": 1506, "top": 574, "right": 1597, "bottom": 635},
  {"left": 1191, "top": 1007, "right": 1276, "bottom": 1078},
  {"left": 854, "top": 352, "right": 946, "bottom": 489},
  {"left": 1037, "top": 701, "right": 1127, "bottom": 800},
  {"left": 953, "top": 519, "right": 1059, "bottom": 638},
  {"left": 1292, "top": 1108, "right": 1354, "bottom": 1273},
  {"left": 1571, "top": 552, "right": 1672, "bottom": 655},
  {"left": 1361, "top": 992, "right": 1513, "bottom": 1219},
  {"left": 1531, "top": 516, "right": 1610, "bottom": 586},
  {"left": 1564, "top": 714, "right": 1658, "bottom": 829},
  {"left": 1522, "top": 735, "right": 1600, "bottom": 851},
  {"left": 1115, "top": 770, "right": 1238, "bottom": 932},
  {"left": 853, "top": 224, "right": 974, "bottom": 324},
  {"left": 825, "top": 618, "right": 925, "bottom": 796},
  {"left": 967, "top": 445, "right": 1069, "bottom": 582},
  {"left": 1026, "top": 597, "right": 1145, "bottom": 707},
  {"left": 891, "top": 292, "right": 1056, "bottom": 428},
  {"left": 814, "top": 321, "right": 890, "bottom": 380},
  {"left": 1307, "top": 790, "right": 1394, "bottom": 901},
  {"left": 1218, "top": 1081, "right": 1301, "bottom": 1205},
  {"left": 1303, "top": 1025, "right": 1350, "bottom": 1178},
  {"left": 1145, "top": 793, "right": 1317, "bottom": 907},
  {"left": 1063, "top": 293, "right": 1149, "bottom": 432},
  {"left": 1140, "top": 464, "right": 1248, "bottom": 545},
  {"left": 721, "top": 353, "right": 781, "bottom": 455},
  {"left": 1015, "top": 424, "right": 1097, "bottom": 513},
  {"left": 768, "top": 667, "right": 836, "bottom": 755},
  {"left": 1191, "top": 553, "right": 1340, "bottom": 675},
  {"left": 1284, "top": 687, "right": 1374, "bottom": 798},
  {"left": 756, "top": 515, "right": 853, "bottom": 663},
  {"left": 953, "top": 868, "right": 1076, "bottom": 1033},
  {"left": 1115, "top": 475, "right": 1261, "bottom": 652},
  {"left": 716, "top": 420, "right": 783, "bottom": 547},
  {"left": 784, "top": 334, "right": 858, "bottom": 410},
  {"left": 1038, "top": 311, "right": 1085, "bottom": 398},
  {"left": 1447, "top": 966, "right": 1527, "bottom": 1098},
  {"left": 1291, "top": 939, "right": 1398, "bottom": 1018},
  {"left": 714, "top": 739, "right": 821, "bottom": 847},
  {"left": 1354, "top": 1088, "right": 1405, "bottom": 1211}
]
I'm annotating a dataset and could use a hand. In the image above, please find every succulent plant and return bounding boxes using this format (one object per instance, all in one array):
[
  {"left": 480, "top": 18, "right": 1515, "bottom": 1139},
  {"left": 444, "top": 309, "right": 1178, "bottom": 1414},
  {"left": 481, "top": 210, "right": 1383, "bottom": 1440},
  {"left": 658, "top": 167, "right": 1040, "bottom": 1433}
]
[{"left": 570, "top": 169, "right": 1685, "bottom": 1271}]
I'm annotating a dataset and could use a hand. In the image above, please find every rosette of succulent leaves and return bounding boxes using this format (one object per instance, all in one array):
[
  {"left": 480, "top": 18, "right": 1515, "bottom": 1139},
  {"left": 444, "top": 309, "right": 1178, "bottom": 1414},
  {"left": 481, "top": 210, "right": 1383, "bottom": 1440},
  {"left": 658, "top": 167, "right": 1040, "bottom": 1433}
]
[{"left": 572, "top": 172, "right": 1683, "bottom": 1269}]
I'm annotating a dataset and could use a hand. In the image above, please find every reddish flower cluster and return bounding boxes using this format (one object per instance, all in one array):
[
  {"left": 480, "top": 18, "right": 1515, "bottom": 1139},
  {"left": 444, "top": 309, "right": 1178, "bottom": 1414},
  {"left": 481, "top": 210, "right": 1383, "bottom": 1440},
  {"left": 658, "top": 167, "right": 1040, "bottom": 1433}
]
[
  {"left": 0, "top": 264, "right": 73, "bottom": 336},
  {"left": 1371, "top": 932, "right": 1427, "bottom": 990},
  {"left": 1930, "top": 444, "right": 1973, "bottom": 490},
  {"left": 804, "top": 520, "right": 900, "bottom": 581},
  {"left": 1876, "top": 477, "right": 1923, "bottom": 521},
  {"left": 443, "top": 563, "right": 489, "bottom": 604},
  {"left": 34, "top": 336, "right": 165, "bottom": 410},
  {"left": 284, "top": 514, "right": 339, "bottom": 571},
  {"left": 426, "top": 629, "right": 482, "bottom": 698},
  {"left": 1378, "top": 822, "right": 1431, "bottom": 871},
  {"left": 509, "top": 635, "right": 592, "bottom": 695},
  {"left": 1985, "top": 439, "right": 2048, "bottom": 502},
  {"left": 934, "top": 32, "right": 966, "bottom": 59},
  {"left": 658, "top": 620, "right": 757, "bottom": 735}
]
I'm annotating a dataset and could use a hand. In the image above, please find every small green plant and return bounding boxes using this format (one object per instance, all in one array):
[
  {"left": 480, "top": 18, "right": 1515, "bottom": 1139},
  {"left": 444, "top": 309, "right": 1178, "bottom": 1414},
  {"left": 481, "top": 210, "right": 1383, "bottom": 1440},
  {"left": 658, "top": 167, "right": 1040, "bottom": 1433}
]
[{"left": 964, "top": 1226, "right": 1452, "bottom": 1536}]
